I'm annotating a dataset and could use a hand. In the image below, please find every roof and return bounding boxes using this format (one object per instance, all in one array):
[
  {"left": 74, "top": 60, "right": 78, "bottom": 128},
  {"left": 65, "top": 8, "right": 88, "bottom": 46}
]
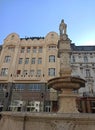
[
  {"left": 20, "top": 37, "right": 44, "bottom": 40},
  {"left": 71, "top": 43, "right": 95, "bottom": 51}
]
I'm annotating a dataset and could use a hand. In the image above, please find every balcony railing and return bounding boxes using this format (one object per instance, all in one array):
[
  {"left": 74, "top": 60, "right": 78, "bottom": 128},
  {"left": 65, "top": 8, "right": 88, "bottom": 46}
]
[
  {"left": 14, "top": 75, "right": 42, "bottom": 81},
  {"left": 0, "top": 76, "right": 8, "bottom": 81}
]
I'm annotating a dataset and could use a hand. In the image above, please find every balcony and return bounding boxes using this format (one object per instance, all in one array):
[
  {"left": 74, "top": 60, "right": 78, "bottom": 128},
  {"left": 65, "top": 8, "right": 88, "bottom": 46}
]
[
  {"left": 14, "top": 75, "right": 42, "bottom": 81},
  {"left": 0, "top": 75, "right": 8, "bottom": 82}
]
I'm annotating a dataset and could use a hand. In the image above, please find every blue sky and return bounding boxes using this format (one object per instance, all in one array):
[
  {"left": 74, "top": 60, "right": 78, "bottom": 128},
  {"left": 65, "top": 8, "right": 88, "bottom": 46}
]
[{"left": 0, "top": 0, "right": 95, "bottom": 45}]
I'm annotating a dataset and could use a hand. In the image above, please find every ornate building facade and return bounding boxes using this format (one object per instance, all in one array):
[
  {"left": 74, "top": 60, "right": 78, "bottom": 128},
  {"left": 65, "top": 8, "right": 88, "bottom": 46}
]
[{"left": 0, "top": 32, "right": 95, "bottom": 112}]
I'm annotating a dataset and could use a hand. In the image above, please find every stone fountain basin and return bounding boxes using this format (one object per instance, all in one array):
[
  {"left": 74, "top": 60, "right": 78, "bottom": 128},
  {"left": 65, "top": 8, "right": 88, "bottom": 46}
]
[
  {"left": 48, "top": 76, "right": 85, "bottom": 90},
  {"left": 0, "top": 112, "right": 95, "bottom": 130}
]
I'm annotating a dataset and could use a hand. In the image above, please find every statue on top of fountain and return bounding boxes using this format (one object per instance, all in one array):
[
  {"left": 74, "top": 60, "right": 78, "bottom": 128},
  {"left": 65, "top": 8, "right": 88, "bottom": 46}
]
[{"left": 59, "top": 19, "right": 67, "bottom": 35}]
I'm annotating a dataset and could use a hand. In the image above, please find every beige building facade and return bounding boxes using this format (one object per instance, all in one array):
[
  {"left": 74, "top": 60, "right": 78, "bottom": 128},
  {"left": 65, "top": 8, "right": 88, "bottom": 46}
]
[{"left": 0, "top": 32, "right": 95, "bottom": 112}]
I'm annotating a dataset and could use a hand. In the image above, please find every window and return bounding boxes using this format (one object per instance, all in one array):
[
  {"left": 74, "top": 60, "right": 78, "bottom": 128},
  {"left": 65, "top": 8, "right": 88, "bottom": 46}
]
[
  {"left": 72, "top": 55, "right": 75, "bottom": 63},
  {"left": 33, "top": 47, "right": 37, "bottom": 53},
  {"left": 18, "top": 58, "right": 23, "bottom": 64},
  {"left": 8, "top": 46, "right": 14, "bottom": 51},
  {"left": 38, "top": 58, "right": 42, "bottom": 64},
  {"left": 31, "top": 58, "right": 36, "bottom": 64},
  {"left": 28, "top": 84, "right": 41, "bottom": 91},
  {"left": 38, "top": 47, "right": 43, "bottom": 53},
  {"left": 51, "top": 33, "right": 54, "bottom": 37},
  {"left": 25, "top": 58, "right": 29, "bottom": 64},
  {"left": 17, "top": 70, "right": 21, "bottom": 75},
  {"left": 46, "top": 85, "right": 50, "bottom": 91},
  {"left": 49, "top": 45, "right": 56, "bottom": 50},
  {"left": 86, "top": 69, "right": 90, "bottom": 77},
  {"left": 23, "top": 70, "right": 28, "bottom": 75},
  {"left": 1, "top": 68, "right": 8, "bottom": 76},
  {"left": 30, "top": 70, "right": 35, "bottom": 76},
  {"left": 91, "top": 101, "right": 95, "bottom": 107},
  {"left": 27, "top": 47, "right": 31, "bottom": 53},
  {"left": 21, "top": 47, "right": 25, "bottom": 53},
  {"left": 49, "top": 55, "right": 55, "bottom": 62},
  {"left": 37, "top": 70, "right": 41, "bottom": 76},
  {"left": 15, "top": 84, "right": 25, "bottom": 91},
  {"left": 4, "top": 56, "right": 11, "bottom": 63},
  {"left": 80, "top": 67, "right": 83, "bottom": 73},
  {"left": 48, "top": 68, "right": 55, "bottom": 76},
  {"left": 36, "top": 103, "right": 39, "bottom": 107},
  {"left": 84, "top": 56, "right": 88, "bottom": 63}
]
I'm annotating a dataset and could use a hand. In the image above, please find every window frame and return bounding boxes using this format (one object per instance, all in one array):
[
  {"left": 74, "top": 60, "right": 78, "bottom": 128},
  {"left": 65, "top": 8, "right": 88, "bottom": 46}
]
[
  {"left": 25, "top": 58, "right": 29, "bottom": 64},
  {"left": 38, "top": 58, "right": 42, "bottom": 64},
  {"left": 49, "top": 55, "right": 55, "bottom": 62},
  {"left": 48, "top": 68, "right": 55, "bottom": 76},
  {"left": 4, "top": 56, "right": 11, "bottom": 63},
  {"left": 1, "top": 68, "right": 8, "bottom": 76},
  {"left": 31, "top": 58, "right": 36, "bottom": 64}
]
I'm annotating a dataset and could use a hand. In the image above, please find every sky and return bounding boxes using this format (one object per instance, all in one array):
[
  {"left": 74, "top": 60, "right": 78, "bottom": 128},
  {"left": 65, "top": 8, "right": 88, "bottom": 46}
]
[{"left": 0, "top": 0, "right": 95, "bottom": 45}]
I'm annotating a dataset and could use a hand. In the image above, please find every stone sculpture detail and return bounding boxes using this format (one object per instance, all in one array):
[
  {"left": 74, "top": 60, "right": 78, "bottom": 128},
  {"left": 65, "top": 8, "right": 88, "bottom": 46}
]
[
  {"left": 48, "top": 19, "right": 85, "bottom": 113},
  {"left": 59, "top": 19, "right": 67, "bottom": 35}
]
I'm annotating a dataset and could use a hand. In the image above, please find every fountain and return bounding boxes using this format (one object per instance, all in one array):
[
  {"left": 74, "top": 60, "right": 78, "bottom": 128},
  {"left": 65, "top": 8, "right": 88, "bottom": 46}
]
[
  {"left": 0, "top": 20, "right": 95, "bottom": 130},
  {"left": 48, "top": 19, "right": 85, "bottom": 113}
]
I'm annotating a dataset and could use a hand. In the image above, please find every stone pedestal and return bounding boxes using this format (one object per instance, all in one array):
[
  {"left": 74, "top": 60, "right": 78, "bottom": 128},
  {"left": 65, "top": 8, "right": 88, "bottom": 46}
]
[{"left": 48, "top": 76, "right": 85, "bottom": 113}]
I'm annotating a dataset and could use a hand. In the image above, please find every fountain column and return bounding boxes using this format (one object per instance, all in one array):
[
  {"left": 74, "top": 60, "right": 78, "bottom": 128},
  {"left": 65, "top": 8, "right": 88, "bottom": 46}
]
[
  {"left": 48, "top": 19, "right": 85, "bottom": 113},
  {"left": 58, "top": 19, "right": 72, "bottom": 77}
]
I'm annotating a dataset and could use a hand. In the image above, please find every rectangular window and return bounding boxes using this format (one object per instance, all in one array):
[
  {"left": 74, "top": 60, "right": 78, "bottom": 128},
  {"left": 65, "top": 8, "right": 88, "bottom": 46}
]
[
  {"left": 25, "top": 58, "right": 29, "bottom": 64},
  {"left": 21, "top": 47, "right": 25, "bottom": 53},
  {"left": 17, "top": 70, "right": 21, "bottom": 75},
  {"left": 84, "top": 56, "right": 88, "bottom": 63},
  {"left": 27, "top": 47, "right": 31, "bottom": 53},
  {"left": 15, "top": 84, "right": 25, "bottom": 91},
  {"left": 31, "top": 58, "right": 36, "bottom": 64},
  {"left": 49, "top": 45, "right": 56, "bottom": 50},
  {"left": 33, "top": 47, "right": 37, "bottom": 53},
  {"left": 72, "top": 55, "right": 75, "bottom": 63},
  {"left": 4, "top": 56, "right": 11, "bottom": 63},
  {"left": 8, "top": 46, "right": 14, "bottom": 51},
  {"left": 28, "top": 84, "right": 41, "bottom": 91},
  {"left": 37, "top": 70, "right": 41, "bottom": 76},
  {"left": 80, "top": 67, "right": 83, "bottom": 73},
  {"left": 86, "top": 69, "right": 90, "bottom": 77},
  {"left": 18, "top": 58, "right": 23, "bottom": 64},
  {"left": 1, "top": 68, "right": 8, "bottom": 76},
  {"left": 48, "top": 68, "right": 55, "bottom": 76},
  {"left": 30, "top": 70, "right": 35, "bottom": 76},
  {"left": 38, "top": 47, "right": 43, "bottom": 53},
  {"left": 38, "top": 58, "right": 42, "bottom": 64},
  {"left": 49, "top": 55, "right": 55, "bottom": 62},
  {"left": 91, "top": 101, "right": 95, "bottom": 107},
  {"left": 23, "top": 70, "right": 28, "bottom": 75}
]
